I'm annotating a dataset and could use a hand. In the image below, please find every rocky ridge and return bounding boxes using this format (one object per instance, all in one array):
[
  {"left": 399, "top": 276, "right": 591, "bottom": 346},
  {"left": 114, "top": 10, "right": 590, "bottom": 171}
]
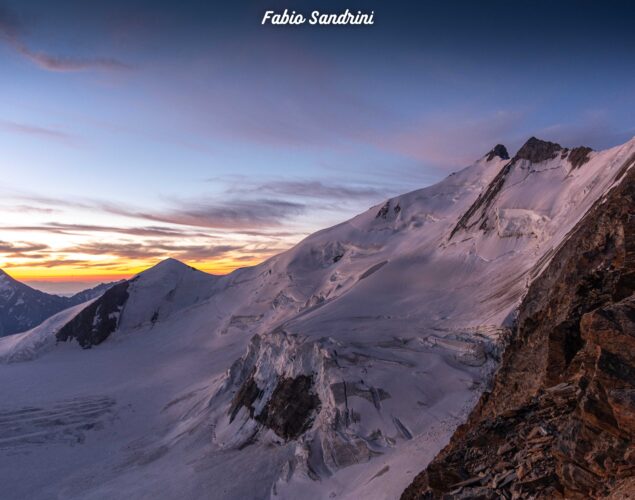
[{"left": 402, "top": 152, "right": 635, "bottom": 499}]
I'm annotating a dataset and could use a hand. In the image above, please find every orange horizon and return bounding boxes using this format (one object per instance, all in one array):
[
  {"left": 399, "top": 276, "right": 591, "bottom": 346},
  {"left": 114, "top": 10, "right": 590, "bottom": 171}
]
[{"left": 2, "top": 255, "right": 268, "bottom": 283}]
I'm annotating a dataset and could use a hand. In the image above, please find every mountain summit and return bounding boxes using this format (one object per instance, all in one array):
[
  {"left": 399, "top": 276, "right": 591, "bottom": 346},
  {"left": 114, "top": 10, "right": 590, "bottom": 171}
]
[{"left": 514, "top": 136, "right": 563, "bottom": 163}]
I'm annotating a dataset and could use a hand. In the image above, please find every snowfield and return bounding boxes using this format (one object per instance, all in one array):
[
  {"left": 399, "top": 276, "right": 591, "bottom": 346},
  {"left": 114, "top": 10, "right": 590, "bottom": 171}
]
[{"left": 1, "top": 137, "right": 634, "bottom": 499}]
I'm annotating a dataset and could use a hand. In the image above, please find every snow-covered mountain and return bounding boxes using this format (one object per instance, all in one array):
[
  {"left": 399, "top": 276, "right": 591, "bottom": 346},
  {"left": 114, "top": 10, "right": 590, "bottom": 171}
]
[
  {"left": 0, "top": 269, "right": 117, "bottom": 337},
  {"left": 1, "top": 136, "right": 634, "bottom": 500}
]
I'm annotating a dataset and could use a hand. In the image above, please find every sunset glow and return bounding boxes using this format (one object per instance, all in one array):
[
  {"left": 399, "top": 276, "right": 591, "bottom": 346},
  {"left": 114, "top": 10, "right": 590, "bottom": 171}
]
[{"left": 1, "top": 1, "right": 634, "bottom": 293}]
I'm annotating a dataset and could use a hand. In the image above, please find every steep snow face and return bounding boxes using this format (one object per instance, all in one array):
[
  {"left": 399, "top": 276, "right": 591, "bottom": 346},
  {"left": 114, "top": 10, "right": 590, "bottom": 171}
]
[
  {"left": 448, "top": 138, "right": 635, "bottom": 261},
  {"left": 51, "top": 259, "right": 220, "bottom": 348},
  {"left": 117, "top": 258, "right": 219, "bottom": 332},
  {"left": 1, "top": 138, "right": 635, "bottom": 500}
]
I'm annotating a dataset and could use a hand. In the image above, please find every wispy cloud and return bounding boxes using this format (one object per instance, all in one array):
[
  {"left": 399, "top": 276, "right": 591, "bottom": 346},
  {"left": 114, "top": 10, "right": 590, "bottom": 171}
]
[
  {"left": 0, "top": 120, "right": 75, "bottom": 144},
  {"left": 0, "top": 240, "right": 48, "bottom": 253},
  {"left": 15, "top": 47, "right": 130, "bottom": 72},
  {"left": 0, "top": 4, "right": 129, "bottom": 73},
  {"left": 8, "top": 193, "right": 307, "bottom": 231},
  {"left": 5, "top": 204, "right": 60, "bottom": 214},
  {"left": 1, "top": 222, "right": 214, "bottom": 238},
  {"left": 69, "top": 241, "right": 242, "bottom": 261},
  {"left": 111, "top": 198, "right": 307, "bottom": 230},
  {"left": 227, "top": 180, "right": 387, "bottom": 201},
  {"left": 0, "top": 240, "right": 49, "bottom": 259}
]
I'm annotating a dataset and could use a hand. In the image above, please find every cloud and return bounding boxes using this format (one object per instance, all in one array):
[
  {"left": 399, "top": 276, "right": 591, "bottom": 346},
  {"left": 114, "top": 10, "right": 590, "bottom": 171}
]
[
  {"left": 9, "top": 194, "right": 307, "bottom": 231},
  {"left": 48, "top": 241, "right": 256, "bottom": 265},
  {"left": 228, "top": 180, "right": 387, "bottom": 201},
  {"left": 15, "top": 46, "right": 131, "bottom": 72},
  {"left": 69, "top": 241, "right": 242, "bottom": 261},
  {"left": 2, "top": 204, "right": 60, "bottom": 214},
  {"left": 17, "top": 258, "right": 86, "bottom": 268},
  {"left": 0, "top": 240, "right": 49, "bottom": 260},
  {"left": 0, "top": 4, "right": 129, "bottom": 73},
  {"left": 1, "top": 222, "right": 214, "bottom": 238},
  {"left": 0, "top": 240, "right": 49, "bottom": 254},
  {"left": 0, "top": 121, "right": 74, "bottom": 143},
  {"left": 110, "top": 198, "right": 307, "bottom": 230}
]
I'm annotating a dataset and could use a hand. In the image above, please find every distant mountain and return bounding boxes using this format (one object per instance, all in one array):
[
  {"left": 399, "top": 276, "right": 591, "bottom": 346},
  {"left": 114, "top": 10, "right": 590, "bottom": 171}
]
[
  {"left": 56, "top": 258, "right": 217, "bottom": 348},
  {"left": 0, "top": 270, "right": 118, "bottom": 337},
  {"left": 66, "top": 281, "right": 124, "bottom": 305}
]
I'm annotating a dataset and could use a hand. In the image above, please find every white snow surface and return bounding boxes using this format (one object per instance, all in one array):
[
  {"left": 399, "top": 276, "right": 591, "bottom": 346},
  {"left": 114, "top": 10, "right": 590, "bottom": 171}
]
[{"left": 1, "top": 137, "right": 634, "bottom": 500}]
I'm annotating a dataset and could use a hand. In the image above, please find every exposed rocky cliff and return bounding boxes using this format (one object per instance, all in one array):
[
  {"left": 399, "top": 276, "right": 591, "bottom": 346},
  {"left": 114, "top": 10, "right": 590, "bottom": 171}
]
[
  {"left": 56, "top": 281, "right": 130, "bottom": 348},
  {"left": 403, "top": 153, "right": 635, "bottom": 499}
]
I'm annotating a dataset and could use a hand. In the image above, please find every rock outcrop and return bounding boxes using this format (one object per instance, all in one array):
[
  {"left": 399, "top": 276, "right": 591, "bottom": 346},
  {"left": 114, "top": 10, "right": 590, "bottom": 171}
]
[
  {"left": 403, "top": 155, "right": 635, "bottom": 499},
  {"left": 486, "top": 144, "right": 510, "bottom": 161},
  {"left": 567, "top": 146, "right": 594, "bottom": 169},
  {"left": 56, "top": 281, "right": 130, "bottom": 348},
  {"left": 515, "top": 137, "right": 562, "bottom": 163}
]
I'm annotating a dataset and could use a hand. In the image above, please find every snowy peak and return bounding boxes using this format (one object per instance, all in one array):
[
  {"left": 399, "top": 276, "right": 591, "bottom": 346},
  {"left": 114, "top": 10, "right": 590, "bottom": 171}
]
[
  {"left": 133, "top": 258, "right": 209, "bottom": 285},
  {"left": 141, "top": 257, "right": 191, "bottom": 273},
  {"left": 449, "top": 136, "right": 630, "bottom": 243},
  {"left": 136, "top": 257, "right": 193, "bottom": 277},
  {"left": 55, "top": 259, "right": 219, "bottom": 347}
]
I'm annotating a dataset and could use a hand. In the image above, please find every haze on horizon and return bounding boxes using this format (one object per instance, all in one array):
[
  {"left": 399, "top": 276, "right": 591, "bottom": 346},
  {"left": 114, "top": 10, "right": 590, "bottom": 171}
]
[{"left": 1, "top": 0, "right": 634, "bottom": 293}]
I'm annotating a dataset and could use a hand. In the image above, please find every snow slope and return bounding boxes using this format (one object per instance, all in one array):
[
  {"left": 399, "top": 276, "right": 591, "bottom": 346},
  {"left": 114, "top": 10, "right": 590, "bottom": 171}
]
[{"left": 1, "top": 137, "right": 634, "bottom": 500}]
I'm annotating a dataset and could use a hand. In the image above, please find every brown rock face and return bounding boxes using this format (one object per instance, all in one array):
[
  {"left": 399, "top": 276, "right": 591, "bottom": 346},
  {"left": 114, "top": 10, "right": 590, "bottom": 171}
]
[
  {"left": 229, "top": 373, "right": 320, "bottom": 440},
  {"left": 515, "top": 136, "right": 562, "bottom": 163},
  {"left": 567, "top": 146, "right": 594, "bottom": 169},
  {"left": 403, "top": 158, "right": 635, "bottom": 499}
]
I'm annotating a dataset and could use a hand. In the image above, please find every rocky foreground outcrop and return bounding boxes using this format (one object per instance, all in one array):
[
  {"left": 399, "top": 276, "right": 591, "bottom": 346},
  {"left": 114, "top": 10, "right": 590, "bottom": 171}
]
[{"left": 403, "top": 154, "right": 635, "bottom": 499}]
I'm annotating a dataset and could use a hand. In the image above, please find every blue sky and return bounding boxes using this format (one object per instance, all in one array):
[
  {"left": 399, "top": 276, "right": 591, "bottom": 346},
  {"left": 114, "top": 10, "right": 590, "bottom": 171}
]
[{"left": 0, "top": 0, "right": 634, "bottom": 292}]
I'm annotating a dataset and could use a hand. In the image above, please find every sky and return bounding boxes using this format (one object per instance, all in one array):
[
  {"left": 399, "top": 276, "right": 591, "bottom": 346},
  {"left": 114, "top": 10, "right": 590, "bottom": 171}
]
[{"left": 1, "top": 0, "right": 634, "bottom": 293}]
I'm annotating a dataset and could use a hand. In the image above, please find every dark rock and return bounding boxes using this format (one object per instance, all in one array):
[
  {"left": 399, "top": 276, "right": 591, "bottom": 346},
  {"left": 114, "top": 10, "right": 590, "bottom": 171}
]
[
  {"left": 56, "top": 281, "right": 129, "bottom": 348},
  {"left": 256, "top": 375, "right": 320, "bottom": 440},
  {"left": 229, "top": 370, "right": 262, "bottom": 422},
  {"left": 568, "top": 146, "right": 593, "bottom": 169},
  {"left": 514, "top": 137, "right": 562, "bottom": 163},
  {"left": 230, "top": 373, "right": 321, "bottom": 441},
  {"left": 376, "top": 201, "right": 391, "bottom": 219},
  {"left": 486, "top": 144, "right": 510, "bottom": 161}
]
